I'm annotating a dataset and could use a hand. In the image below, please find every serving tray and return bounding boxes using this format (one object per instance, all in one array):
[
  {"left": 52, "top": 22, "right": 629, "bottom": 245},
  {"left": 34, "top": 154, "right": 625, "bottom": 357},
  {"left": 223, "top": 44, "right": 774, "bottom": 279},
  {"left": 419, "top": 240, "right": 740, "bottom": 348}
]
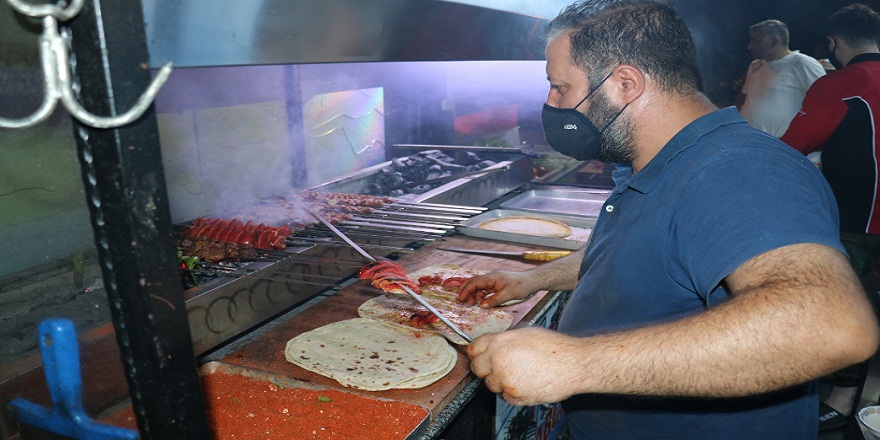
[
  {"left": 500, "top": 188, "right": 610, "bottom": 218},
  {"left": 457, "top": 209, "right": 594, "bottom": 250}
]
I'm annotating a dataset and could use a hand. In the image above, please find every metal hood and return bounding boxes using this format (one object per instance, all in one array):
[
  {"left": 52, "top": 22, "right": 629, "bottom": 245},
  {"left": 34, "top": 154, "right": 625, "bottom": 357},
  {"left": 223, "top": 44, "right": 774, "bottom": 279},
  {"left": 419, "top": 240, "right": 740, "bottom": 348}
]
[{"left": 142, "top": 0, "right": 557, "bottom": 68}]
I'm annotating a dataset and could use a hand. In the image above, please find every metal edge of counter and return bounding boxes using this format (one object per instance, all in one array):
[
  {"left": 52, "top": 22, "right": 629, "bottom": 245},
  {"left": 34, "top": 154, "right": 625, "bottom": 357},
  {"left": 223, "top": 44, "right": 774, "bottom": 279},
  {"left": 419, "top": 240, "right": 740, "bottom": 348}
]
[{"left": 414, "top": 290, "right": 569, "bottom": 439}]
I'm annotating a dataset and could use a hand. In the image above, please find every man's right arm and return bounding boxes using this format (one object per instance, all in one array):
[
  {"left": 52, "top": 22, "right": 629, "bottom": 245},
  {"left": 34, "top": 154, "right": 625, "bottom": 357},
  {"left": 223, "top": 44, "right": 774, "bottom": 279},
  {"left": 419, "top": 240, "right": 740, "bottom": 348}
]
[
  {"left": 780, "top": 78, "right": 846, "bottom": 153},
  {"left": 457, "top": 248, "right": 584, "bottom": 308}
]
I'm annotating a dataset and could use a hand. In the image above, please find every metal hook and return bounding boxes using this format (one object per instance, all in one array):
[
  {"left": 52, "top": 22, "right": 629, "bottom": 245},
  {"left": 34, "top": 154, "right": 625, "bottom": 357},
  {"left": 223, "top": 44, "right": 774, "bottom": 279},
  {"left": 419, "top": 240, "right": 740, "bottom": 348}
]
[
  {"left": 0, "top": 0, "right": 173, "bottom": 129},
  {"left": 7, "top": 0, "right": 84, "bottom": 21}
]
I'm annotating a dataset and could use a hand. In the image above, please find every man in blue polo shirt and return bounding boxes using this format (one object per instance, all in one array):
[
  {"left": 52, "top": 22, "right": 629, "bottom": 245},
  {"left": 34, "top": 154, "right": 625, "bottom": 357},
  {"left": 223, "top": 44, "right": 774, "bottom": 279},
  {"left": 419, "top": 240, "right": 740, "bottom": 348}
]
[{"left": 456, "top": 1, "right": 879, "bottom": 439}]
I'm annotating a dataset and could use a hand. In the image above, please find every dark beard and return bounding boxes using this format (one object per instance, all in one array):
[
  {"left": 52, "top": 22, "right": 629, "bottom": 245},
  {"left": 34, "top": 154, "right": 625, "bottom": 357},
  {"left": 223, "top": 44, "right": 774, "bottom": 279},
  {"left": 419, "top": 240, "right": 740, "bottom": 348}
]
[{"left": 585, "top": 89, "right": 635, "bottom": 163}]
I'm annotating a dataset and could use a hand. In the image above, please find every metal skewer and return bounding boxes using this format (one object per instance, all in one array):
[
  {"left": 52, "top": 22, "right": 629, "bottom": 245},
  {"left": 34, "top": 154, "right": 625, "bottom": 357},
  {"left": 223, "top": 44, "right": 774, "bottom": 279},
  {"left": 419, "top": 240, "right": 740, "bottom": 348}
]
[{"left": 306, "top": 208, "right": 474, "bottom": 343}]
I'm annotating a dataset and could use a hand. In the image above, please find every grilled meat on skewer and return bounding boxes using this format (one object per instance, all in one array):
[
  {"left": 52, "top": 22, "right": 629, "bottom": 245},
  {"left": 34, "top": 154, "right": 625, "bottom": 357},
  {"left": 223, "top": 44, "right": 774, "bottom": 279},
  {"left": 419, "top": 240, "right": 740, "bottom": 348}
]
[{"left": 176, "top": 236, "right": 258, "bottom": 261}]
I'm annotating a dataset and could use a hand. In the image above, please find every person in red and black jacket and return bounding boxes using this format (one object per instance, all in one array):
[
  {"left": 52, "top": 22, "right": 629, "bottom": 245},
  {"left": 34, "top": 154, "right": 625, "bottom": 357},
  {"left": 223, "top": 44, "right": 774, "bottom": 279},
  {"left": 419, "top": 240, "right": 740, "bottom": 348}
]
[{"left": 780, "top": 3, "right": 880, "bottom": 432}]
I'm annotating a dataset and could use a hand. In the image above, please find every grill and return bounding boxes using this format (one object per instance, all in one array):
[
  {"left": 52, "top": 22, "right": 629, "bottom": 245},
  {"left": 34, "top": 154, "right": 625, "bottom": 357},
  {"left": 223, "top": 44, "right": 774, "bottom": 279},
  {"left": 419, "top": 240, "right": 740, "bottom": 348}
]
[
  {"left": 0, "top": 1, "right": 556, "bottom": 437},
  {"left": 179, "top": 192, "right": 491, "bottom": 355}
]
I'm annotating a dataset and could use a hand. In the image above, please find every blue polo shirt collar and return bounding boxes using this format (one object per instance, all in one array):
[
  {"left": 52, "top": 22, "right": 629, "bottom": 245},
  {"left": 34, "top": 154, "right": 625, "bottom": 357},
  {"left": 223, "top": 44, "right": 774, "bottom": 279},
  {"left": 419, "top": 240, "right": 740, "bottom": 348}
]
[{"left": 614, "top": 107, "right": 745, "bottom": 194}]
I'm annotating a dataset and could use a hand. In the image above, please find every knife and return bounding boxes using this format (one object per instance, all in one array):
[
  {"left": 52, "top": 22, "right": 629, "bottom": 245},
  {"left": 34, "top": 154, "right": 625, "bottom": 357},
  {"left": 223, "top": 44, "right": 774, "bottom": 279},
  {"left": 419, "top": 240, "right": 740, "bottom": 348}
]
[
  {"left": 438, "top": 247, "right": 573, "bottom": 261},
  {"left": 306, "top": 208, "right": 474, "bottom": 343}
]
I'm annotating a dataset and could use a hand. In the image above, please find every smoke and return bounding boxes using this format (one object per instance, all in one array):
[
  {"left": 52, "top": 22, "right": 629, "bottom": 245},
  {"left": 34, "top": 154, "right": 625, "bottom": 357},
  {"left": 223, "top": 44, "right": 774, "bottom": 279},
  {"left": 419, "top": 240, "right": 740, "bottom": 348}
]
[{"left": 152, "top": 59, "right": 549, "bottom": 224}]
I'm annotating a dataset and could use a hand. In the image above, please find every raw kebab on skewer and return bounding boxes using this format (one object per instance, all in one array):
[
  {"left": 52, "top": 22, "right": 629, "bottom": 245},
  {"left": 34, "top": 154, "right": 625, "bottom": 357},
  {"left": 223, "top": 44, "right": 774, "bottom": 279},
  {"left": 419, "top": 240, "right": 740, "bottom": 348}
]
[
  {"left": 182, "top": 218, "right": 290, "bottom": 251},
  {"left": 359, "top": 260, "right": 442, "bottom": 327},
  {"left": 358, "top": 260, "right": 475, "bottom": 327},
  {"left": 359, "top": 260, "right": 422, "bottom": 294}
]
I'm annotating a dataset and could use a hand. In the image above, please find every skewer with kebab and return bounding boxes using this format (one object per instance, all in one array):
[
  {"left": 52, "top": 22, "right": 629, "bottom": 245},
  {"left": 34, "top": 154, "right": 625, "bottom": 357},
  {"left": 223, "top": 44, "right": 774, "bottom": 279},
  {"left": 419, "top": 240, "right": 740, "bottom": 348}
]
[
  {"left": 358, "top": 260, "right": 439, "bottom": 327},
  {"left": 308, "top": 207, "right": 473, "bottom": 341},
  {"left": 178, "top": 192, "right": 397, "bottom": 256}
]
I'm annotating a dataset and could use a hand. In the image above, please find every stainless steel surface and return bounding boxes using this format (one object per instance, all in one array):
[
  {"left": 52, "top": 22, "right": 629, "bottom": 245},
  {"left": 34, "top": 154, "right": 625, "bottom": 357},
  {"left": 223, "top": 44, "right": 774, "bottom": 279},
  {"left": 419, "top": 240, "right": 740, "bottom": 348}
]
[
  {"left": 458, "top": 209, "right": 596, "bottom": 251},
  {"left": 416, "top": 156, "right": 535, "bottom": 207},
  {"left": 348, "top": 217, "right": 457, "bottom": 230},
  {"left": 297, "top": 229, "right": 443, "bottom": 242},
  {"left": 310, "top": 153, "right": 533, "bottom": 207},
  {"left": 500, "top": 188, "right": 611, "bottom": 218},
  {"left": 437, "top": 247, "right": 573, "bottom": 261},
  {"left": 385, "top": 203, "right": 486, "bottom": 215},
  {"left": 184, "top": 250, "right": 348, "bottom": 355},
  {"left": 309, "top": 209, "right": 473, "bottom": 343},
  {"left": 141, "top": 0, "right": 548, "bottom": 68},
  {"left": 223, "top": 270, "right": 345, "bottom": 288},
  {"left": 307, "top": 209, "right": 375, "bottom": 262},
  {"left": 339, "top": 220, "right": 450, "bottom": 236},
  {"left": 286, "top": 237, "right": 415, "bottom": 253},
  {"left": 369, "top": 210, "right": 471, "bottom": 224},
  {"left": 297, "top": 221, "right": 447, "bottom": 241},
  {"left": 381, "top": 165, "right": 512, "bottom": 193},
  {"left": 393, "top": 143, "right": 545, "bottom": 158}
]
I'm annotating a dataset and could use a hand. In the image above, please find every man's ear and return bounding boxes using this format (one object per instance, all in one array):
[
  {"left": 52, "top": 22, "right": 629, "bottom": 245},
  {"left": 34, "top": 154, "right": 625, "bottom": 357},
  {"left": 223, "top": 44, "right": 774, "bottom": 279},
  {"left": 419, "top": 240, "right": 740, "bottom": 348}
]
[
  {"left": 772, "top": 36, "right": 783, "bottom": 48},
  {"left": 827, "top": 36, "right": 837, "bottom": 53},
  {"left": 612, "top": 64, "right": 645, "bottom": 104}
]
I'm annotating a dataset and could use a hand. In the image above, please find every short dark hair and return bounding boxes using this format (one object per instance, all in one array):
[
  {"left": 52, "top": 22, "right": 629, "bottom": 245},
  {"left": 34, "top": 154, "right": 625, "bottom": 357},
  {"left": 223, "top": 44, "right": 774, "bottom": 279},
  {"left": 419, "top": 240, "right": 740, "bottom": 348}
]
[
  {"left": 553, "top": 1, "right": 703, "bottom": 94},
  {"left": 545, "top": 0, "right": 617, "bottom": 44},
  {"left": 749, "top": 20, "right": 790, "bottom": 47},
  {"left": 826, "top": 4, "right": 880, "bottom": 47}
]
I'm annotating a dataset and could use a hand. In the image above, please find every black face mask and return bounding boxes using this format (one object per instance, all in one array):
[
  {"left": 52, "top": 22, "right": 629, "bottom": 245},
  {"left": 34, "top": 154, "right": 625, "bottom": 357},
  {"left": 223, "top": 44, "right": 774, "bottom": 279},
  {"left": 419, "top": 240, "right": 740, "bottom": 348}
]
[
  {"left": 829, "top": 44, "right": 845, "bottom": 70},
  {"left": 541, "top": 72, "right": 622, "bottom": 161}
]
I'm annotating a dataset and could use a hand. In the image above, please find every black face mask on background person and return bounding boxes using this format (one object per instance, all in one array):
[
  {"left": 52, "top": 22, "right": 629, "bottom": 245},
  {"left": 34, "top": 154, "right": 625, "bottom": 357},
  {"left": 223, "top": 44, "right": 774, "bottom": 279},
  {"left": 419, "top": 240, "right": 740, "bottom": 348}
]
[
  {"left": 829, "top": 43, "right": 845, "bottom": 70},
  {"left": 541, "top": 72, "right": 625, "bottom": 161}
]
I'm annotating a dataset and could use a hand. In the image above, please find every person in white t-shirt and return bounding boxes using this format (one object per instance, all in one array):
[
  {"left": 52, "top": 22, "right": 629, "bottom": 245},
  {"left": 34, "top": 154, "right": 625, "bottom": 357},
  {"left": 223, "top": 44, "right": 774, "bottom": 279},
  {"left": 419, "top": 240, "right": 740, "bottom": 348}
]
[{"left": 736, "top": 19, "right": 826, "bottom": 137}]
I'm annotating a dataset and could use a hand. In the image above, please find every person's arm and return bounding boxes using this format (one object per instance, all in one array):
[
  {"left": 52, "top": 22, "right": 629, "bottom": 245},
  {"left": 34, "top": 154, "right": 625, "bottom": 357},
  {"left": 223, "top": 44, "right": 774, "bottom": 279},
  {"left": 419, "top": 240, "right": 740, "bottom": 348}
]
[
  {"left": 456, "top": 248, "right": 585, "bottom": 308},
  {"left": 468, "top": 243, "right": 879, "bottom": 405},
  {"left": 780, "top": 78, "right": 846, "bottom": 154},
  {"left": 799, "top": 57, "right": 827, "bottom": 88},
  {"left": 735, "top": 61, "right": 760, "bottom": 112}
]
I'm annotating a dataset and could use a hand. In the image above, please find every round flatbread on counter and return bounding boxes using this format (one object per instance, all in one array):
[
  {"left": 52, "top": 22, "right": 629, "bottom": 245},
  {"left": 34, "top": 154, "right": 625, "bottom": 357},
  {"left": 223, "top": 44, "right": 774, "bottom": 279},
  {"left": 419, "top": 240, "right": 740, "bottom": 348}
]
[
  {"left": 476, "top": 215, "right": 572, "bottom": 238},
  {"left": 284, "top": 318, "right": 457, "bottom": 391},
  {"left": 358, "top": 293, "right": 513, "bottom": 345}
]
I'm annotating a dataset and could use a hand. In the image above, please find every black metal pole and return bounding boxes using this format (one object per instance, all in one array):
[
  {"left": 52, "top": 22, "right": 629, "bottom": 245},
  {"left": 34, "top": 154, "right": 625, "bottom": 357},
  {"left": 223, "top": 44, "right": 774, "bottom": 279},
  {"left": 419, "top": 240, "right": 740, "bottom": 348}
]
[{"left": 64, "top": 0, "right": 211, "bottom": 438}]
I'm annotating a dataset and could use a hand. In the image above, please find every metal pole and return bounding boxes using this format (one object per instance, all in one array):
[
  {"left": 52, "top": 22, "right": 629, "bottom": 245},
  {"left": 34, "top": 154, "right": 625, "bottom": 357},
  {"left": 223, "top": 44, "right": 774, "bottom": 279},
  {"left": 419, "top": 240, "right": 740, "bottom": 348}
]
[{"left": 64, "top": 0, "right": 211, "bottom": 438}]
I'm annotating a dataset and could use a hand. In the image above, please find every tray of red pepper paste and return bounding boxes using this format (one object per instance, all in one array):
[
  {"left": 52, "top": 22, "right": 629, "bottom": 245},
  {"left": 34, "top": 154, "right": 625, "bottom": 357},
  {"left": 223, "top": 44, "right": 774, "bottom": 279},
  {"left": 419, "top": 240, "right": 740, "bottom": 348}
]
[{"left": 200, "top": 361, "right": 430, "bottom": 439}]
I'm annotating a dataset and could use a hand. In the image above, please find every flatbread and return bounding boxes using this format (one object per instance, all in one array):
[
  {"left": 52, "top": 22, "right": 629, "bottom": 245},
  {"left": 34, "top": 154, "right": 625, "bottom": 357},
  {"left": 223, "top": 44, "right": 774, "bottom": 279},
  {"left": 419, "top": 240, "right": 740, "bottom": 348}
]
[
  {"left": 358, "top": 293, "right": 513, "bottom": 345},
  {"left": 284, "top": 318, "right": 456, "bottom": 391},
  {"left": 407, "top": 264, "right": 488, "bottom": 301},
  {"left": 408, "top": 263, "right": 527, "bottom": 306},
  {"left": 477, "top": 216, "right": 572, "bottom": 238}
]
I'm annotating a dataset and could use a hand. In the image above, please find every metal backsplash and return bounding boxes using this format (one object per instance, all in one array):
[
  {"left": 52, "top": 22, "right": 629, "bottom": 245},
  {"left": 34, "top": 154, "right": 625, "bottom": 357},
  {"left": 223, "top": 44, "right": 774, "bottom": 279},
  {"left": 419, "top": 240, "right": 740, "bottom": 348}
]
[{"left": 142, "top": 0, "right": 549, "bottom": 67}]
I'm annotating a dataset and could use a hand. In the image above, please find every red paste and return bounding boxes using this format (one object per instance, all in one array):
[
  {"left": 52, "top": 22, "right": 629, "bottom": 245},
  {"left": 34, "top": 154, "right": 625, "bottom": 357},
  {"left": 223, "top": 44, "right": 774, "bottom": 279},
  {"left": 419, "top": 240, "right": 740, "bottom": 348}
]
[{"left": 202, "top": 371, "right": 427, "bottom": 439}]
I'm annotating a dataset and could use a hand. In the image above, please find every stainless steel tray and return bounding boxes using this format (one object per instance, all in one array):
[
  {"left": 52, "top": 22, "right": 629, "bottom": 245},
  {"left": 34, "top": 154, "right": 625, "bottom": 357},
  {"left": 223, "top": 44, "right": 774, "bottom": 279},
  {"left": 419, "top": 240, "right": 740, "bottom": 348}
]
[
  {"left": 310, "top": 152, "right": 533, "bottom": 207},
  {"left": 200, "top": 361, "right": 431, "bottom": 440},
  {"left": 457, "top": 209, "right": 594, "bottom": 250},
  {"left": 500, "top": 188, "right": 610, "bottom": 218}
]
